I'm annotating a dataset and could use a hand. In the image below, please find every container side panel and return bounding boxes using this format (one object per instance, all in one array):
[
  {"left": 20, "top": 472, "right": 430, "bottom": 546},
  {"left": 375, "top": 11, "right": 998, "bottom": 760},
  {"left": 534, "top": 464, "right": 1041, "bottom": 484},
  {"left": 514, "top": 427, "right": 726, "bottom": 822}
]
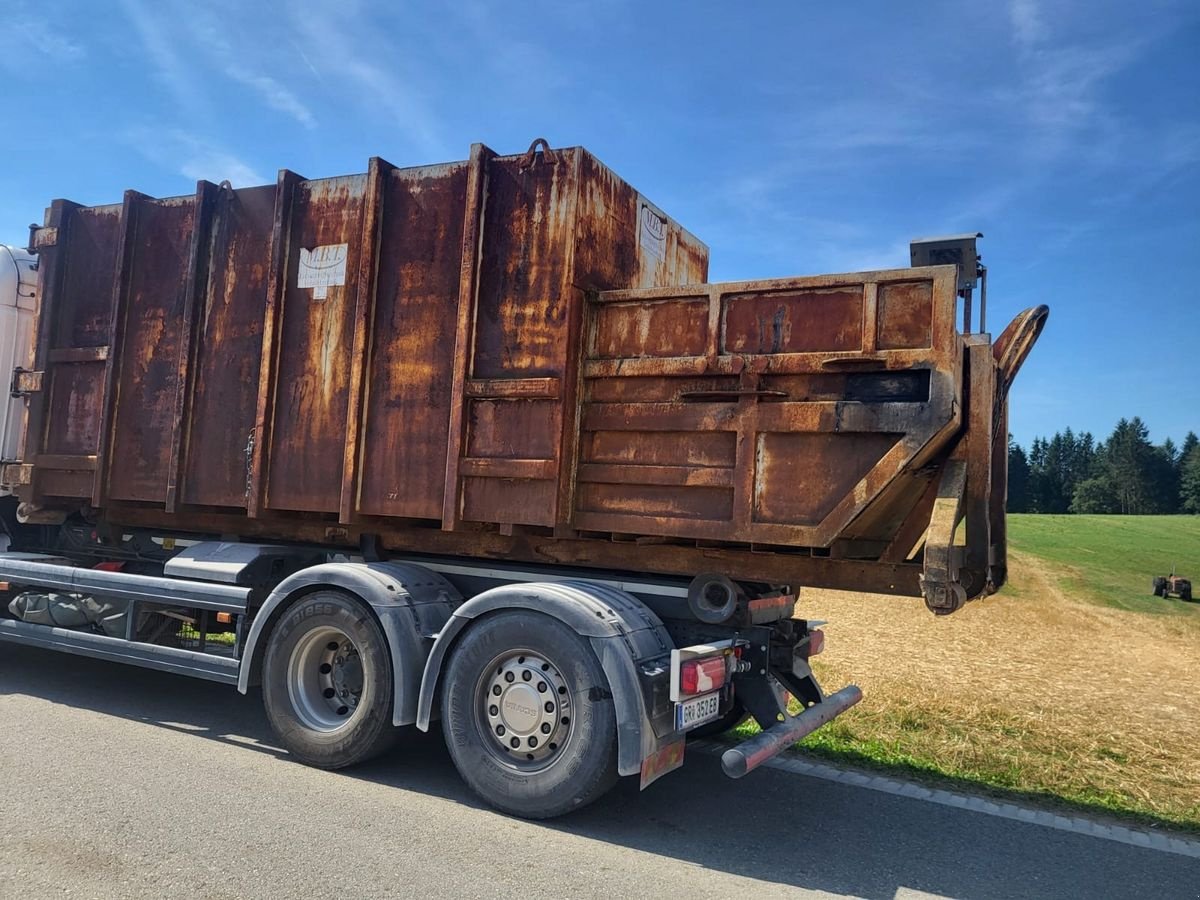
[
  {"left": 593, "top": 299, "right": 709, "bottom": 359},
  {"left": 571, "top": 153, "right": 640, "bottom": 291},
  {"left": 461, "top": 476, "right": 557, "bottom": 526},
  {"left": 753, "top": 432, "right": 900, "bottom": 525},
  {"left": 577, "top": 482, "right": 733, "bottom": 521},
  {"left": 588, "top": 375, "right": 740, "bottom": 403},
  {"left": 877, "top": 281, "right": 933, "bottom": 350},
  {"left": 267, "top": 175, "right": 365, "bottom": 512},
  {"left": 584, "top": 429, "right": 735, "bottom": 467},
  {"left": 724, "top": 288, "right": 864, "bottom": 355},
  {"left": 472, "top": 157, "right": 575, "bottom": 379},
  {"left": 359, "top": 164, "right": 467, "bottom": 519},
  {"left": 578, "top": 270, "right": 961, "bottom": 546},
  {"left": 573, "top": 151, "right": 708, "bottom": 291},
  {"left": 460, "top": 154, "right": 579, "bottom": 526},
  {"left": 465, "top": 399, "right": 558, "bottom": 460},
  {"left": 39, "top": 469, "right": 94, "bottom": 498},
  {"left": 108, "top": 198, "right": 197, "bottom": 503},
  {"left": 44, "top": 361, "right": 106, "bottom": 455},
  {"left": 182, "top": 185, "right": 276, "bottom": 507},
  {"left": 38, "top": 205, "right": 122, "bottom": 482},
  {"left": 58, "top": 205, "right": 123, "bottom": 348}
]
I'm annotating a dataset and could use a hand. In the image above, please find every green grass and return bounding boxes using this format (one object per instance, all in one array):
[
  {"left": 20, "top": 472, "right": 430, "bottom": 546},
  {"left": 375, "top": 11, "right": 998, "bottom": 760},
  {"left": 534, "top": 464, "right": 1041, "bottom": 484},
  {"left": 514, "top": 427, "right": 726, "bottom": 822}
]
[{"left": 1007, "top": 514, "right": 1200, "bottom": 613}]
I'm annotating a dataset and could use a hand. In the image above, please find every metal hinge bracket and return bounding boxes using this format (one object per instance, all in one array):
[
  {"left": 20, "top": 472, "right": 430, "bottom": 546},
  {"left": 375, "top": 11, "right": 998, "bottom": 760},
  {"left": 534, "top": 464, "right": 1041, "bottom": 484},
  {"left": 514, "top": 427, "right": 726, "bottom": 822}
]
[
  {"left": 31, "top": 227, "right": 58, "bottom": 250},
  {"left": 10, "top": 368, "right": 44, "bottom": 397}
]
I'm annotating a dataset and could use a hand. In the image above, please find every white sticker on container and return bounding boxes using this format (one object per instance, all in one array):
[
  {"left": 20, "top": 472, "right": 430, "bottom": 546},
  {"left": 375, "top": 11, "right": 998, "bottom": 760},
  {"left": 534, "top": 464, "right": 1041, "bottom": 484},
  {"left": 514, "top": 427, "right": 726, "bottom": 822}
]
[
  {"left": 639, "top": 203, "right": 667, "bottom": 264},
  {"left": 297, "top": 244, "right": 348, "bottom": 299}
]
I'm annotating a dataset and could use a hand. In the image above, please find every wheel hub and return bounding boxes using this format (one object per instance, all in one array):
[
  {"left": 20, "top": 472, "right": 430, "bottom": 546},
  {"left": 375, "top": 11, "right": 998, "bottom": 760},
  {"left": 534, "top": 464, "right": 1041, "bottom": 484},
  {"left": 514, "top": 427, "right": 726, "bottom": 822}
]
[
  {"left": 481, "top": 652, "right": 571, "bottom": 765},
  {"left": 286, "top": 626, "right": 364, "bottom": 732}
]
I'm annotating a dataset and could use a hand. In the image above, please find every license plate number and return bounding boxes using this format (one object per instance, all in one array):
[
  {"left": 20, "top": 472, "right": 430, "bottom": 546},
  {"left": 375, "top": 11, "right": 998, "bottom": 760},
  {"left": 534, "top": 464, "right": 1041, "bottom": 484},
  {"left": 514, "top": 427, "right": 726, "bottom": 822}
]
[{"left": 675, "top": 691, "right": 721, "bottom": 731}]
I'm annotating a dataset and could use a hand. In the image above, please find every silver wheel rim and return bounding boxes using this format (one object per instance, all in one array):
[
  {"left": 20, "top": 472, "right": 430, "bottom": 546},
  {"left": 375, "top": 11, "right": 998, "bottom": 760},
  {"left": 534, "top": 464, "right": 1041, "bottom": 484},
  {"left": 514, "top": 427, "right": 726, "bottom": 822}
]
[
  {"left": 476, "top": 650, "right": 572, "bottom": 769},
  {"left": 286, "top": 626, "right": 364, "bottom": 732}
]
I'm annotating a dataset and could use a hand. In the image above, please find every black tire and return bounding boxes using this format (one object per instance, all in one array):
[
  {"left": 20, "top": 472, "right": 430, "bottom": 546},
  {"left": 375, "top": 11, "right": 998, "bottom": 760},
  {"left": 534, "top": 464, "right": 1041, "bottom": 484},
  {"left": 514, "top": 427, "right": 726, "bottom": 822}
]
[
  {"left": 1183, "top": 587, "right": 1193, "bottom": 602},
  {"left": 1153, "top": 578, "right": 1166, "bottom": 597},
  {"left": 262, "top": 590, "right": 398, "bottom": 769},
  {"left": 686, "top": 701, "right": 748, "bottom": 740},
  {"left": 440, "top": 610, "right": 618, "bottom": 819}
]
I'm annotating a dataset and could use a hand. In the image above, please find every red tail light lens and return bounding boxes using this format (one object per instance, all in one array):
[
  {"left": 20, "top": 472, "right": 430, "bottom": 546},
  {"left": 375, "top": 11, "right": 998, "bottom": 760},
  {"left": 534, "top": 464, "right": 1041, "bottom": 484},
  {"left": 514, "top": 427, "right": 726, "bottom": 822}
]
[{"left": 680, "top": 656, "right": 726, "bottom": 695}]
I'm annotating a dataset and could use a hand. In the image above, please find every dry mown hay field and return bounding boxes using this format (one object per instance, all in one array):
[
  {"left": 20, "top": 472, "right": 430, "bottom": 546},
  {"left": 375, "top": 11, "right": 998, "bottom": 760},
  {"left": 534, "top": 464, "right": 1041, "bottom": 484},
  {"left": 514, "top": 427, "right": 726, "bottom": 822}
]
[{"left": 789, "top": 515, "right": 1200, "bottom": 829}]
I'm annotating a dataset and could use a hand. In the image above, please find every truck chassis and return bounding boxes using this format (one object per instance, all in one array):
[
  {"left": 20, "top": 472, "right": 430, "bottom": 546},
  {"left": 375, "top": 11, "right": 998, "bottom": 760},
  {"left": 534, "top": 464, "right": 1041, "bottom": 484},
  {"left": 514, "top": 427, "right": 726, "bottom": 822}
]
[{"left": 0, "top": 527, "right": 839, "bottom": 817}]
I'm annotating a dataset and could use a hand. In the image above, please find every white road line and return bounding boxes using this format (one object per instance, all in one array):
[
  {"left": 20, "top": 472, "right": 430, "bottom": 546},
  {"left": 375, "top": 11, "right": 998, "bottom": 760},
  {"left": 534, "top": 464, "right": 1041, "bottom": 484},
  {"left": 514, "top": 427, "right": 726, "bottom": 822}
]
[{"left": 690, "top": 741, "right": 1200, "bottom": 860}]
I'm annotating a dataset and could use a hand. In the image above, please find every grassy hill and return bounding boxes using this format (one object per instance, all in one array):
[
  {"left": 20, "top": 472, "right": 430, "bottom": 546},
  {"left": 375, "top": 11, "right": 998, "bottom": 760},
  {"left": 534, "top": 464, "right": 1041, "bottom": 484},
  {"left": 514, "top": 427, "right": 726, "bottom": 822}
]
[
  {"left": 742, "top": 514, "right": 1200, "bottom": 831},
  {"left": 1007, "top": 514, "right": 1199, "bottom": 612}
]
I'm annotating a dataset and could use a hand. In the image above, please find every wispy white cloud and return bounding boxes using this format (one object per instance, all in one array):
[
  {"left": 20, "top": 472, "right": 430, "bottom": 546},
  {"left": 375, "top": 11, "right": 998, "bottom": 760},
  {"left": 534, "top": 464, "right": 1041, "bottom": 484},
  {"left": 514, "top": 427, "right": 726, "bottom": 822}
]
[
  {"left": 127, "top": 127, "right": 267, "bottom": 188},
  {"left": 0, "top": 3, "right": 85, "bottom": 73},
  {"left": 1008, "top": 0, "right": 1047, "bottom": 49},
  {"left": 286, "top": 0, "right": 444, "bottom": 157},
  {"left": 118, "top": 0, "right": 207, "bottom": 116},
  {"left": 117, "top": 0, "right": 315, "bottom": 130},
  {"left": 182, "top": 8, "right": 317, "bottom": 130}
]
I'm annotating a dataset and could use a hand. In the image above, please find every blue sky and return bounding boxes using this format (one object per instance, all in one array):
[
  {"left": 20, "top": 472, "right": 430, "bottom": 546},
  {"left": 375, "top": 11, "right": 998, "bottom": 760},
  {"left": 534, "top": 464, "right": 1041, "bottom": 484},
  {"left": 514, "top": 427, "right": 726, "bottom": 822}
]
[{"left": 1, "top": 0, "right": 1196, "bottom": 448}]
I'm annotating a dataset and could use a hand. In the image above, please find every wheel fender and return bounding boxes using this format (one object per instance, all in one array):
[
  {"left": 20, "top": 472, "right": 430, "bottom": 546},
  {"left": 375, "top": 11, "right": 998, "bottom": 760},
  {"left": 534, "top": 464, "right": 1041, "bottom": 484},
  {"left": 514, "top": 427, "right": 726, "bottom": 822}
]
[
  {"left": 238, "top": 562, "right": 461, "bottom": 727},
  {"left": 415, "top": 580, "right": 673, "bottom": 777}
]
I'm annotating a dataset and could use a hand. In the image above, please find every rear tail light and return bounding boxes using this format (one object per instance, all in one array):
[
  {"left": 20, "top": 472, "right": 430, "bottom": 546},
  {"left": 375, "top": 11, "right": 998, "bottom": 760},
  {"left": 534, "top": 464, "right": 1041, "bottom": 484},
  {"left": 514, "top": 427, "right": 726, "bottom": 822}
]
[
  {"left": 680, "top": 656, "right": 727, "bottom": 695},
  {"left": 807, "top": 629, "right": 825, "bottom": 656}
]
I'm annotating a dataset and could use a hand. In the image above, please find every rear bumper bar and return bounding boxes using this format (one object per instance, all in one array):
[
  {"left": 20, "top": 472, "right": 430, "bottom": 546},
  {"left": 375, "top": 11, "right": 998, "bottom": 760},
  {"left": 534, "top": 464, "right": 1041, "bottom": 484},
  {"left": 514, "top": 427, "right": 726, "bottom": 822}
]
[{"left": 720, "top": 684, "right": 863, "bottom": 778}]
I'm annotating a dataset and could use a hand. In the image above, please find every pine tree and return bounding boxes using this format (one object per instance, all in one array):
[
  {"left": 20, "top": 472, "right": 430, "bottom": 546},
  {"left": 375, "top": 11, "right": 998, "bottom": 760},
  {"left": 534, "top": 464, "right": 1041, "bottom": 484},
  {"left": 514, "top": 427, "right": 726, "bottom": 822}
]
[
  {"left": 1182, "top": 444, "right": 1200, "bottom": 515},
  {"left": 1104, "top": 417, "right": 1161, "bottom": 514},
  {"left": 1008, "top": 439, "right": 1031, "bottom": 512}
]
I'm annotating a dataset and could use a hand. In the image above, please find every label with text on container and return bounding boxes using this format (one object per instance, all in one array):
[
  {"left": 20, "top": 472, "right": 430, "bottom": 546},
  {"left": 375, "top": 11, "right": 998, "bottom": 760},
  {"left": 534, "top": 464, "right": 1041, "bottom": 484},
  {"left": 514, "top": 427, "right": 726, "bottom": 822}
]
[
  {"left": 675, "top": 691, "right": 721, "bottom": 732},
  {"left": 297, "top": 244, "right": 348, "bottom": 299}
]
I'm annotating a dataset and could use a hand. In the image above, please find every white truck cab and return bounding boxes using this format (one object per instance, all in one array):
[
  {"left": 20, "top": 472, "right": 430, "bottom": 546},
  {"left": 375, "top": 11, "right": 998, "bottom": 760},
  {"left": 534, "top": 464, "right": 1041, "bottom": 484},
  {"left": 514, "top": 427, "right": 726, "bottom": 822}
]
[{"left": 0, "top": 244, "right": 36, "bottom": 468}]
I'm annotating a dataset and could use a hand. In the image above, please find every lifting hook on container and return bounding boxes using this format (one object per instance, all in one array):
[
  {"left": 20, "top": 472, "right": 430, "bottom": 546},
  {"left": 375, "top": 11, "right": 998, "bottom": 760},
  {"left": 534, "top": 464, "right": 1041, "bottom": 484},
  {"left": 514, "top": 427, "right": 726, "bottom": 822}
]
[{"left": 520, "top": 137, "right": 558, "bottom": 169}]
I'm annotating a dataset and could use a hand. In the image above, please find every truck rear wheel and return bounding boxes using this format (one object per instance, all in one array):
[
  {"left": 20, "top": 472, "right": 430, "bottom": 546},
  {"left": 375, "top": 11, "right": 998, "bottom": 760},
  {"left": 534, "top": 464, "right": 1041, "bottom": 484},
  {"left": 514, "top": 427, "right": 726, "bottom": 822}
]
[
  {"left": 262, "top": 590, "right": 398, "bottom": 769},
  {"left": 440, "top": 610, "right": 618, "bottom": 819}
]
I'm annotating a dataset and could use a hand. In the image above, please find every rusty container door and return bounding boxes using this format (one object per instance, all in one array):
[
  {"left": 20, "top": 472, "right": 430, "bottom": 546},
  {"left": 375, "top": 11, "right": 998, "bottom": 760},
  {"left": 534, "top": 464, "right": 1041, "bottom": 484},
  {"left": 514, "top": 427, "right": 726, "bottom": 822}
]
[
  {"left": 180, "top": 184, "right": 278, "bottom": 509},
  {"left": 575, "top": 270, "right": 963, "bottom": 547},
  {"left": 103, "top": 193, "right": 203, "bottom": 505},
  {"left": 353, "top": 161, "right": 470, "bottom": 521},
  {"left": 257, "top": 174, "right": 368, "bottom": 514},
  {"left": 19, "top": 201, "right": 124, "bottom": 503}
]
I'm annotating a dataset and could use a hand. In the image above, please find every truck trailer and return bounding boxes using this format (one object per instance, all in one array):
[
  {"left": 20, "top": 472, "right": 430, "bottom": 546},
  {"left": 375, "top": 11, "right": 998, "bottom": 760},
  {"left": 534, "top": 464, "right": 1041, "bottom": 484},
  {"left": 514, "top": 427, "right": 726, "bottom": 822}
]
[{"left": 0, "top": 139, "right": 1047, "bottom": 817}]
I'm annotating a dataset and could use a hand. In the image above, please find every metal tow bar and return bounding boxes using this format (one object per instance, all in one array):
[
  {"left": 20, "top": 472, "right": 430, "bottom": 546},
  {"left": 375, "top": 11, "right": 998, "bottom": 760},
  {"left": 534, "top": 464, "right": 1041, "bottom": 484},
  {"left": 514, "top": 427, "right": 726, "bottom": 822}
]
[{"left": 721, "top": 685, "right": 864, "bottom": 778}]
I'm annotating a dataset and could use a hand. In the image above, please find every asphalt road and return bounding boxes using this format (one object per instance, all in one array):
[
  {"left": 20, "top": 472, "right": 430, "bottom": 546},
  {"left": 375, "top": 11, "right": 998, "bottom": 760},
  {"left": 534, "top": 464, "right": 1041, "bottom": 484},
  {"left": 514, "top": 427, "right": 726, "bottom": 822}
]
[{"left": 2, "top": 645, "right": 1197, "bottom": 900}]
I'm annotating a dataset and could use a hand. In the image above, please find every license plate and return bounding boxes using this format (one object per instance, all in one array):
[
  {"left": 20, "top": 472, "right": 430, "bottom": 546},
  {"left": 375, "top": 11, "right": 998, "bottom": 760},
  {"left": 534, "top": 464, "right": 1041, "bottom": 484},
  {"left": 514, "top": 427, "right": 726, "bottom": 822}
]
[{"left": 675, "top": 691, "right": 721, "bottom": 731}]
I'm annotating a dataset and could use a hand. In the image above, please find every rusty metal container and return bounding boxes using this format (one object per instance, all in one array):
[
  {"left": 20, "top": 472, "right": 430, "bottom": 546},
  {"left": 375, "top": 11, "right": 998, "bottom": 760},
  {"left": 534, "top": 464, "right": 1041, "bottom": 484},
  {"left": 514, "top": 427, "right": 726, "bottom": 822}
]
[{"left": 7, "top": 139, "right": 1046, "bottom": 614}]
